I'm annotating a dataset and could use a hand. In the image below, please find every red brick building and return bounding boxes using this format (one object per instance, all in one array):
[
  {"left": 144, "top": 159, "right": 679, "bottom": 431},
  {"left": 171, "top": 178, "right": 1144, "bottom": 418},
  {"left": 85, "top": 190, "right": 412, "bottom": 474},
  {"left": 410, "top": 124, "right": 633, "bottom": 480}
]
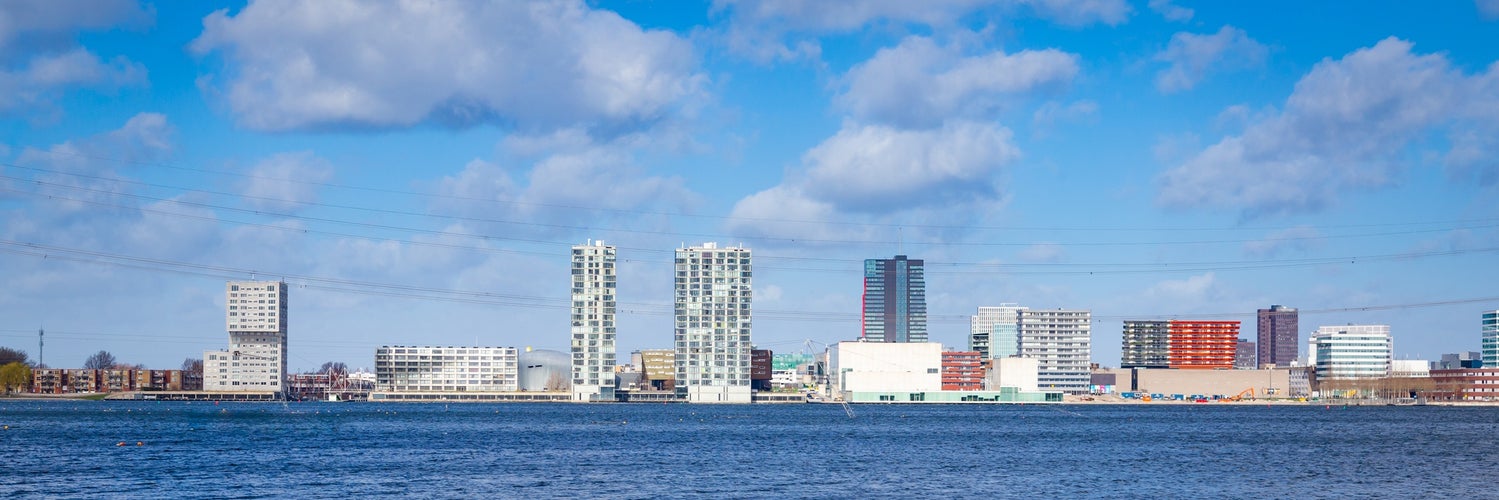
[
  {"left": 941, "top": 351, "right": 984, "bottom": 391},
  {"left": 1423, "top": 368, "right": 1499, "bottom": 401}
]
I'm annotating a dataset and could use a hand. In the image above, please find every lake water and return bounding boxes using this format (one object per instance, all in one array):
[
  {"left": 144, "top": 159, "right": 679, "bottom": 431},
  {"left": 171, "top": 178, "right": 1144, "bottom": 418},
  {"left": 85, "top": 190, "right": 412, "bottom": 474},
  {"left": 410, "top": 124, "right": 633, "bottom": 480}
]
[{"left": 1, "top": 401, "right": 1495, "bottom": 498}]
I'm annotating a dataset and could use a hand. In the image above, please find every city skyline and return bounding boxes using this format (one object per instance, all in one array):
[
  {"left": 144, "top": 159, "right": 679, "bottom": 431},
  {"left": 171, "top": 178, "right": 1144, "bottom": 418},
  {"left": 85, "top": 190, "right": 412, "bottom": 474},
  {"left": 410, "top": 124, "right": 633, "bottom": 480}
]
[{"left": 3, "top": 1, "right": 1499, "bottom": 371}]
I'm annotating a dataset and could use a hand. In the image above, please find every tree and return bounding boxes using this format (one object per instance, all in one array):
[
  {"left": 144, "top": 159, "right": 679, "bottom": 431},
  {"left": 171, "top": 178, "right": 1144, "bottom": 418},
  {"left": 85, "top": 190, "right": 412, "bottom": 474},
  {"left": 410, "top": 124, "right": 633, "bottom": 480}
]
[
  {"left": 0, "top": 362, "right": 31, "bottom": 395},
  {"left": 181, "top": 358, "right": 203, "bottom": 374},
  {"left": 0, "top": 347, "right": 27, "bottom": 367},
  {"left": 319, "top": 361, "right": 348, "bottom": 376},
  {"left": 83, "top": 350, "right": 117, "bottom": 370}
]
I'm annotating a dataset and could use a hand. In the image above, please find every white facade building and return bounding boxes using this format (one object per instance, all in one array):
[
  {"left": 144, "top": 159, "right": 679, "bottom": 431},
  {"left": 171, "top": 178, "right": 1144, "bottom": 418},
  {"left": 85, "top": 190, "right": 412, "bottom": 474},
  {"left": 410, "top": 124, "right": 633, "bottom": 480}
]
[
  {"left": 828, "top": 341, "right": 942, "bottom": 395},
  {"left": 1309, "top": 325, "right": 1392, "bottom": 381},
  {"left": 204, "top": 280, "right": 287, "bottom": 395},
  {"left": 1390, "top": 359, "right": 1429, "bottom": 378},
  {"left": 674, "top": 243, "right": 753, "bottom": 403},
  {"left": 570, "top": 241, "right": 617, "bottom": 402},
  {"left": 1018, "top": 309, "right": 1092, "bottom": 394},
  {"left": 971, "top": 304, "right": 1027, "bottom": 359},
  {"left": 373, "top": 346, "right": 518, "bottom": 392},
  {"left": 986, "top": 357, "right": 1040, "bottom": 392}
]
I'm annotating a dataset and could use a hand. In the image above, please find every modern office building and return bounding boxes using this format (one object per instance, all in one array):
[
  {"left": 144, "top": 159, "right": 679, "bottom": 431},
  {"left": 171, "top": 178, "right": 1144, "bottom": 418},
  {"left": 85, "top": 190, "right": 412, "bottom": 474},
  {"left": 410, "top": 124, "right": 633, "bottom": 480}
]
[
  {"left": 971, "top": 304, "right": 1027, "bottom": 358},
  {"left": 638, "top": 349, "right": 676, "bottom": 391},
  {"left": 674, "top": 242, "right": 753, "bottom": 403},
  {"left": 1308, "top": 325, "right": 1392, "bottom": 382},
  {"left": 204, "top": 280, "right": 288, "bottom": 395},
  {"left": 862, "top": 255, "right": 926, "bottom": 343},
  {"left": 1121, "top": 320, "right": 1169, "bottom": 369},
  {"left": 518, "top": 348, "right": 571, "bottom": 392},
  {"left": 1235, "top": 340, "right": 1257, "bottom": 369},
  {"left": 373, "top": 346, "right": 519, "bottom": 392},
  {"left": 1168, "top": 321, "right": 1240, "bottom": 369},
  {"left": 1257, "top": 305, "right": 1299, "bottom": 368},
  {"left": 1019, "top": 309, "right": 1092, "bottom": 393},
  {"left": 570, "top": 240, "right": 617, "bottom": 402},
  {"left": 1483, "top": 310, "right": 1498, "bottom": 367}
]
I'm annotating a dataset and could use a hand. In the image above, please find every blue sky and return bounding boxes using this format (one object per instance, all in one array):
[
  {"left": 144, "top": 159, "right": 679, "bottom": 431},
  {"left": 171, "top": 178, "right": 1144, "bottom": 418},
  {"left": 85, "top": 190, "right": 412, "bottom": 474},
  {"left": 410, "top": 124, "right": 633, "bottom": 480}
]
[{"left": 3, "top": 0, "right": 1499, "bottom": 372}]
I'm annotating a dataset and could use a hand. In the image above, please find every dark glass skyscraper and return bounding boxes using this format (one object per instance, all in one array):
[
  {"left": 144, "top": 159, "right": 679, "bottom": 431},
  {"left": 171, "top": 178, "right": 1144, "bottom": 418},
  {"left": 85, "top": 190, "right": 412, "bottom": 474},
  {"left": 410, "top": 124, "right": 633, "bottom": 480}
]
[
  {"left": 1256, "top": 305, "right": 1298, "bottom": 368},
  {"left": 862, "top": 255, "right": 926, "bottom": 342}
]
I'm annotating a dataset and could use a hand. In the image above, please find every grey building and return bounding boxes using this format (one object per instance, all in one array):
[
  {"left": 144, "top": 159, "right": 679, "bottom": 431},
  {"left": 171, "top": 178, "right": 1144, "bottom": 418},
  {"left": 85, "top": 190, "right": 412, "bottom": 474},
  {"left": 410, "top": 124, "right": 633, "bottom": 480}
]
[
  {"left": 1121, "top": 320, "right": 1169, "bottom": 369},
  {"left": 862, "top": 255, "right": 927, "bottom": 342}
]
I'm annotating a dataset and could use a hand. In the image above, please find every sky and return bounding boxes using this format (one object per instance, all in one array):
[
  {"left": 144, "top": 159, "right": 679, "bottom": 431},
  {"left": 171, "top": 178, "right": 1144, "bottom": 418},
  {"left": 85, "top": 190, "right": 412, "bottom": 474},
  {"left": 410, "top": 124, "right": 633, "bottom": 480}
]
[{"left": 3, "top": 0, "right": 1499, "bottom": 372}]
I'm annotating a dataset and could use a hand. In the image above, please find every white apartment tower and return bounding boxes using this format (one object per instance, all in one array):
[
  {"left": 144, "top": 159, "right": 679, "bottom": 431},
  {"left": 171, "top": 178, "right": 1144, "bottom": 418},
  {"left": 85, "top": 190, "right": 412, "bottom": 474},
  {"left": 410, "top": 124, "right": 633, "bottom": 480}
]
[
  {"left": 1309, "top": 324, "right": 1392, "bottom": 381},
  {"left": 570, "top": 240, "right": 617, "bottom": 402},
  {"left": 204, "top": 280, "right": 288, "bottom": 395},
  {"left": 1018, "top": 309, "right": 1092, "bottom": 394},
  {"left": 971, "top": 304, "right": 1028, "bottom": 359},
  {"left": 674, "top": 242, "right": 753, "bottom": 403}
]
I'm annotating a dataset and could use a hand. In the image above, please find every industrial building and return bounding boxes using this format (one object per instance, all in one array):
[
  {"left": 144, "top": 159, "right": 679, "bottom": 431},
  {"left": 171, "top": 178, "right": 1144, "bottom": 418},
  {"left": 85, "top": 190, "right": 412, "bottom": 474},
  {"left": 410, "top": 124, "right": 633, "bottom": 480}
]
[
  {"left": 674, "top": 242, "right": 753, "bottom": 403},
  {"left": 829, "top": 341, "right": 1059, "bottom": 403},
  {"left": 1019, "top": 309, "right": 1092, "bottom": 393},
  {"left": 986, "top": 357, "right": 1039, "bottom": 392},
  {"left": 970, "top": 304, "right": 1026, "bottom": 359},
  {"left": 204, "top": 280, "right": 288, "bottom": 396},
  {"left": 1099, "top": 367, "right": 1302, "bottom": 398},
  {"left": 570, "top": 240, "right": 617, "bottom": 402},
  {"left": 372, "top": 346, "right": 519, "bottom": 394},
  {"left": 862, "top": 255, "right": 927, "bottom": 343}
]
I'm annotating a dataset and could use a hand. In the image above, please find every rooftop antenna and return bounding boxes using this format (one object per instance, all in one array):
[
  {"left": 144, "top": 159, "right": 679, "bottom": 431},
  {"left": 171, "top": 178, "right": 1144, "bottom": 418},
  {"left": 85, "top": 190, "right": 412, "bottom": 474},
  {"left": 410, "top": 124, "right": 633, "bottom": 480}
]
[{"left": 897, "top": 226, "right": 904, "bottom": 255}]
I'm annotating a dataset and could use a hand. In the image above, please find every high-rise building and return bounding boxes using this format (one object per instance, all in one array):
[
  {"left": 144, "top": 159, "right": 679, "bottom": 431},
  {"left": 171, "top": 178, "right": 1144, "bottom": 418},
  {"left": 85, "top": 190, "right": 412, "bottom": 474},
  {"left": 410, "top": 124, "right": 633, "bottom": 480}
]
[
  {"left": 204, "top": 280, "right": 288, "bottom": 395},
  {"left": 1483, "top": 310, "right": 1498, "bottom": 368},
  {"left": 1167, "top": 320, "right": 1240, "bottom": 370},
  {"left": 1019, "top": 309, "right": 1091, "bottom": 393},
  {"left": 1308, "top": 324, "right": 1392, "bottom": 382},
  {"left": 1257, "top": 305, "right": 1298, "bottom": 368},
  {"left": 570, "top": 240, "right": 616, "bottom": 402},
  {"left": 971, "top": 304, "right": 1026, "bottom": 358},
  {"left": 674, "top": 242, "right": 752, "bottom": 403},
  {"left": 862, "top": 255, "right": 926, "bottom": 343},
  {"left": 1121, "top": 320, "right": 1169, "bottom": 369}
]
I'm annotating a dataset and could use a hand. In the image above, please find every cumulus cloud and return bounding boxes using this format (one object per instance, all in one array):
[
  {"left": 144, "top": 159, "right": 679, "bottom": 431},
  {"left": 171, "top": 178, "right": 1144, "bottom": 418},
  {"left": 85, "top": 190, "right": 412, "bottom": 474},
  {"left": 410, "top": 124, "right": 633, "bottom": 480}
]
[
  {"left": 1154, "top": 26, "right": 1268, "bottom": 93},
  {"left": 191, "top": 0, "right": 705, "bottom": 133},
  {"left": 1242, "top": 226, "right": 1323, "bottom": 258},
  {"left": 838, "top": 36, "right": 1079, "bottom": 127},
  {"left": 1157, "top": 37, "right": 1499, "bottom": 217},
  {"left": 1148, "top": 0, "right": 1193, "bottom": 22},
  {"left": 239, "top": 152, "right": 335, "bottom": 212},
  {"left": 713, "top": 0, "right": 1127, "bottom": 63},
  {"left": 728, "top": 120, "right": 1019, "bottom": 238},
  {"left": 0, "top": 1, "right": 150, "bottom": 118},
  {"left": 432, "top": 136, "right": 696, "bottom": 236}
]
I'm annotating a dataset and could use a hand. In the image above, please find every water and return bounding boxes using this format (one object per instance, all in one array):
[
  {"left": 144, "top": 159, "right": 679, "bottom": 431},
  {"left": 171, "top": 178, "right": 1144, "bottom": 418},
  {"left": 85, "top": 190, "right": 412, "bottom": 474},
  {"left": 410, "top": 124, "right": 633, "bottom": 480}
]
[{"left": 1, "top": 401, "right": 1495, "bottom": 498}]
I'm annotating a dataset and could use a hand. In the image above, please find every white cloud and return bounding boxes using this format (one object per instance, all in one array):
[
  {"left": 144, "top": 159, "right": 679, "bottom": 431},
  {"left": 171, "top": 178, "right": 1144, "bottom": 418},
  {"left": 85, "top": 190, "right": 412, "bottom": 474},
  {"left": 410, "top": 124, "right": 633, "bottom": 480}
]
[
  {"left": 713, "top": 0, "right": 1127, "bottom": 63},
  {"left": 192, "top": 0, "right": 705, "bottom": 133},
  {"left": 838, "top": 36, "right": 1079, "bottom": 127},
  {"left": 0, "top": 1, "right": 150, "bottom": 118},
  {"left": 1148, "top": 0, "right": 1193, "bottom": 22},
  {"left": 1032, "top": 100, "right": 1098, "bottom": 129},
  {"left": 240, "top": 152, "right": 335, "bottom": 212},
  {"left": 1481, "top": 0, "right": 1499, "bottom": 19},
  {"left": 1145, "top": 272, "right": 1219, "bottom": 300},
  {"left": 1158, "top": 37, "right": 1499, "bottom": 217},
  {"left": 727, "top": 121, "right": 1019, "bottom": 239},
  {"left": 1018, "top": 243, "right": 1065, "bottom": 262},
  {"left": 1154, "top": 26, "right": 1267, "bottom": 93},
  {"left": 1242, "top": 226, "right": 1323, "bottom": 258}
]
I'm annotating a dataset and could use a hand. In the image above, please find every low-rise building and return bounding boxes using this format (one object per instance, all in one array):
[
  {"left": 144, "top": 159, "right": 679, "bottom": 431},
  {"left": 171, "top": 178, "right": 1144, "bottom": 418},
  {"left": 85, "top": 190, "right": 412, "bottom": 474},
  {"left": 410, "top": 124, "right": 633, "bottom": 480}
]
[{"left": 373, "top": 346, "right": 519, "bottom": 394}]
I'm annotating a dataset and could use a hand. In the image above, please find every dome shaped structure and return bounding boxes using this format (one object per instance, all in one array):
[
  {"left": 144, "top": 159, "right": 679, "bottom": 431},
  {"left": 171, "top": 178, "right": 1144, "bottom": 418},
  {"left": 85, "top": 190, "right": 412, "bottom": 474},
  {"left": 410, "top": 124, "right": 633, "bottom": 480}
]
[{"left": 518, "top": 349, "right": 571, "bottom": 392}]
